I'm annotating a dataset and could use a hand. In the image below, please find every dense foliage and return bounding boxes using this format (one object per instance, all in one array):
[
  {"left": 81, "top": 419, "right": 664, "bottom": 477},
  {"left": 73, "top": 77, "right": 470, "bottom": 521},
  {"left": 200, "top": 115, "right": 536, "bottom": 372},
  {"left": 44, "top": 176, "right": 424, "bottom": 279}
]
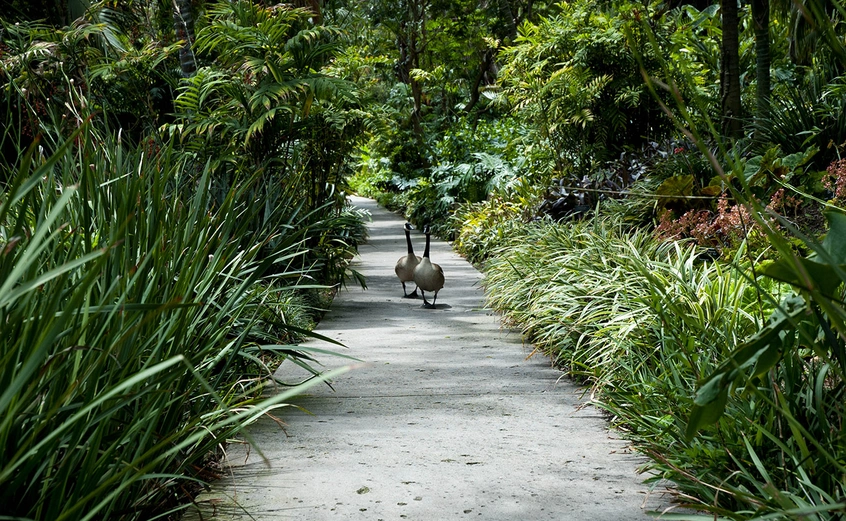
[
  {"left": 345, "top": 0, "right": 846, "bottom": 519},
  {"left": 4, "top": 0, "right": 846, "bottom": 519},
  {"left": 1, "top": 2, "right": 365, "bottom": 519}
]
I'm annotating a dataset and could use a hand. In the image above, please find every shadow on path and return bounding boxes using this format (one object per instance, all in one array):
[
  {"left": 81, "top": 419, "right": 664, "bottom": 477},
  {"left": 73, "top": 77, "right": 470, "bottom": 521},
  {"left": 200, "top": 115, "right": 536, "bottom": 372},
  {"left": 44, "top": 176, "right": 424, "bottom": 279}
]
[{"left": 184, "top": 196, "right": 674, "bottom": 520}]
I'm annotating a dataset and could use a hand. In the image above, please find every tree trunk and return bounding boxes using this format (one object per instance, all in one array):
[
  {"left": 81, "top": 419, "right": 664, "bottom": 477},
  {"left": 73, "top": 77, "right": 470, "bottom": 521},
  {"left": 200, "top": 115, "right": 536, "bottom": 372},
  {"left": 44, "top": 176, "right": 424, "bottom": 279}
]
[
  {"left": 410, "top": 77, "right": 424, "bottom": 137},
  {"left": 294, "top": 0, "right": 322, "bottom": 24},
  {"left": 390, "top": 0, "right": 429, "bottom": 139},
  {"left": 720, "top": 0, "right": 743, "bottom": 138},
  {"left": 752, "top": 0, "right": 770, "bottom": 135},
  {"left": 173, "top": 0, "right": 197, "bottom": 77},
  {"left": 524, "top": 0, "right": 534, "bottom": 23},
  {"left": 67, "top": 0, "right": 89, "bottom": 21},
  {"left": 465, "top": 50, "right": 494, "bottom": 114},
  {"left": 408, "top": 0, "right": 426, "bottom": 139},
  {"left": 498, "top": 0, "right": 518, "bottom": 39}
]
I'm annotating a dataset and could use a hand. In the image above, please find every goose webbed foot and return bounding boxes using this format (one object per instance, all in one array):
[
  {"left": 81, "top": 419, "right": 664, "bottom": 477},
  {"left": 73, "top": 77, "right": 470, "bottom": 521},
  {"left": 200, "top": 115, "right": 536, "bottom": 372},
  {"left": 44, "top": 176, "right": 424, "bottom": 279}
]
[
  {"left": 401, "top": 282, "right": 416, "bottom": 298},
  {"left": 420, "top": 291, "right": 436, "bottom": 309}
]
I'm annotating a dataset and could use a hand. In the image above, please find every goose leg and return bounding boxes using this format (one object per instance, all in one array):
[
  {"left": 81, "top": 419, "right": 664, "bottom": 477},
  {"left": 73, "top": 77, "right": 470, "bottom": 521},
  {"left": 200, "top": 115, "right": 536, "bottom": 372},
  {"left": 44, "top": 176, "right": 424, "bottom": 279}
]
[
  {"left": 421, "top": 290, "right": 436, "bottom": 309},
  {"left": 404, "top": 285, "right": 419, "bottom": 298},
  {"left": 401, "top": 281, "right": 408, "bottom": 297}
]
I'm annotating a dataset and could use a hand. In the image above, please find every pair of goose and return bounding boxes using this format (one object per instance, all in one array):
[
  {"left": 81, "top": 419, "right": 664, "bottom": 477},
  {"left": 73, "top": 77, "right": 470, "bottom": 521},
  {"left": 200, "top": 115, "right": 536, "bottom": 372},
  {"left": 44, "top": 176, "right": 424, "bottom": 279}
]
[{"left": 394, "top": 223, "right": 444, "bottom": 309}]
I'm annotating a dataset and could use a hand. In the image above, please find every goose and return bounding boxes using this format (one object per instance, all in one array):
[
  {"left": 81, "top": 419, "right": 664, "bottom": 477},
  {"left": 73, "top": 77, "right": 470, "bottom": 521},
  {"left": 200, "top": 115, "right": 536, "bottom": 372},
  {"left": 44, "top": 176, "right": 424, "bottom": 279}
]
[
  {"left": 395, "top": 222, "right": 421, "bottom": 298},
  {"left": 413, "top": 224, "right": 445, "bottom": 309}
]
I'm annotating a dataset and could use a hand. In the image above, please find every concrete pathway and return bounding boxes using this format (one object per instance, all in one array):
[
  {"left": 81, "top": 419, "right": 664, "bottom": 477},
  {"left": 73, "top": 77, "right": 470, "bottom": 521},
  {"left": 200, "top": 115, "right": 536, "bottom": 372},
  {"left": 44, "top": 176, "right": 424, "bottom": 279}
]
[{"left": 186, "top": 196, "right": 667, "bottom": 520}]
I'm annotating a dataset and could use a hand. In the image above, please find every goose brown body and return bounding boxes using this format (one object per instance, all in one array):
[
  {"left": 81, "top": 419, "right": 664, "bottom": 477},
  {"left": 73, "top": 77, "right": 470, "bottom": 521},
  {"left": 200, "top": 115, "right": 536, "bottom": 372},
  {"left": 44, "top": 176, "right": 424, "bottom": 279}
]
[
  {"left": 412, "top": 225, "right": 444, "bottom": 308},
  {"left": 395, "top": 222, "right": 421, "bottom": 297}
]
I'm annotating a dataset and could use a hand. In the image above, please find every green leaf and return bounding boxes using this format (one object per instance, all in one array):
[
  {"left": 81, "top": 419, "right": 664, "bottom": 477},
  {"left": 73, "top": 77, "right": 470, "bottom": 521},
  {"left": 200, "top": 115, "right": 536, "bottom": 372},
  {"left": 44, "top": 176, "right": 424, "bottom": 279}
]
[
  {"left": 781, "top": 146, "right": 817, "bottom": 171},
  {"left": 685, "top": 390, "right": 728, "bottom": 441},
  {"left": 656, "top": 175, "right": 694, "bottom": 206},
  {"left": 743, "top": 155, "right": 763, "bottom": 182},
  {"left": 820, "top": 210, "right": 846, "bottom": 265},
  {"left": 763, "top": 257, "right": 843, "bottom": 297},
  {"left": 686, "top": 295, "right": 808, "bottom": 439}
]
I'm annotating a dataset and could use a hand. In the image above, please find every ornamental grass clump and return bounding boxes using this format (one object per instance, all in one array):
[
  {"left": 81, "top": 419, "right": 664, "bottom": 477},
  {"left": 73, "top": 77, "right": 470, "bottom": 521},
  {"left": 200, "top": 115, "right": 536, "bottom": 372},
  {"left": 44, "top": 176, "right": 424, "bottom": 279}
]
[
  {"left": 480, "top": 217, "right": 833, "bottom": 515},
  {"left": 485, "top": 214, "right": 846, "bottom": 518},
  {"left": 625, "top": 9, "right": 846, "bottom": 514},
  {"left": 482, "top": 218, "right": 765, "bottom": 385},
  {"left": 0, "top": 123, "right": 355, "bottom": 520}
]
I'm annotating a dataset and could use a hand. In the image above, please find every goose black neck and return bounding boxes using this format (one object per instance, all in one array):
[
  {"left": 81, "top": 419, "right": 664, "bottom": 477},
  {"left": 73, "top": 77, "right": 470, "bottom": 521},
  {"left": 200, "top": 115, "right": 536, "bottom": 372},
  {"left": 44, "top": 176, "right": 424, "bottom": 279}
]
[
  {"left": 405, "top": 228, "right": 414, "bottom": 255},
  {"left": 423, "top": 232, "right": 431, "bottom": 258}
]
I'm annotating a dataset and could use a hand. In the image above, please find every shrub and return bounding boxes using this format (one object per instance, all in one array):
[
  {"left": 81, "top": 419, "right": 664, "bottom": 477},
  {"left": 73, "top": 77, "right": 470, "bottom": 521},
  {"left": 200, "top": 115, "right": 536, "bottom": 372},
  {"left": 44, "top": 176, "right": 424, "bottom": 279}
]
[
  {"left": 452, "top": 197, "right": 525, "bottom": 264},
  {"left": 824, "top": 158, "right": 846, "bottom": 205},
  {"left": 477, "top": 217, "right": 846, "bottom": 516},
  {"left": 0, "top": 125, "right": 359, "bottom": 519}
]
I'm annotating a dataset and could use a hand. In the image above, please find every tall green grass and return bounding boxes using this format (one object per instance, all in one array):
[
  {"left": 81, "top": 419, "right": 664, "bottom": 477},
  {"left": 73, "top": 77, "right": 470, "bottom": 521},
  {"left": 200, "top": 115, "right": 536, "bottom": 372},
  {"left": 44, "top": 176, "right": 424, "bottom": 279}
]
[
  {"left": 478, "top": 216, "right": 844, "bottom": 518},
  {"left": 0, "top": 117, "right": 359, "bottom": 520},
  {"left": 483, "top": 219, "right": 767, "bottom": 384},
  {"left": 609, "top": 4, "right": 846, "bottom": 516}
]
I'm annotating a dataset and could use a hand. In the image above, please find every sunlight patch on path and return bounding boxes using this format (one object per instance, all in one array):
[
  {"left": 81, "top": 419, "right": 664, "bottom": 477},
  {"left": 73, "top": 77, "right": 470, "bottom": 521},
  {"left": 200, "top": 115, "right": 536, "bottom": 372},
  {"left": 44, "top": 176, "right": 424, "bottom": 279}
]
[{"left": 184, "top": 196, "right": 674, "bottom": 520}]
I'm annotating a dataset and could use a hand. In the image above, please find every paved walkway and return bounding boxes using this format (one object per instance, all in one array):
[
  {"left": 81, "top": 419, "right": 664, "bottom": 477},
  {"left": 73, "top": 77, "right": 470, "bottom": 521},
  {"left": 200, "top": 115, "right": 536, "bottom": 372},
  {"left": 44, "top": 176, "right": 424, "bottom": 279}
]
[{"left": 186, "top": 196, "right": 667, "bottom": 520}]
